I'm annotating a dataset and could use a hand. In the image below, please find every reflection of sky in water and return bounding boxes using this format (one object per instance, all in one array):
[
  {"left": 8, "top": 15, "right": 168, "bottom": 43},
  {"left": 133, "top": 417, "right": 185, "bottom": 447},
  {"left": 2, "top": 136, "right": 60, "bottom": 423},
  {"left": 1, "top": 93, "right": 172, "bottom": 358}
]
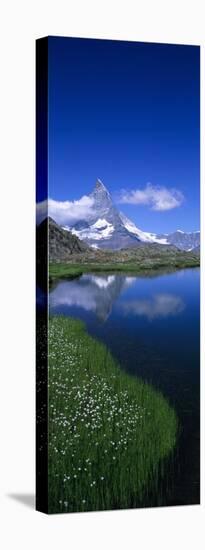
[
  {"left": 50, "top": 274, "right": 134, "bottom": 321},
  {"left": 121, "top": 293, "right": 185, "bottom": 321},
  {"left": 49, "top": 272, "right": 188, "bottom": 322},
  {"left": 49, "top": 268, "right": 200, "bottom": 374}
]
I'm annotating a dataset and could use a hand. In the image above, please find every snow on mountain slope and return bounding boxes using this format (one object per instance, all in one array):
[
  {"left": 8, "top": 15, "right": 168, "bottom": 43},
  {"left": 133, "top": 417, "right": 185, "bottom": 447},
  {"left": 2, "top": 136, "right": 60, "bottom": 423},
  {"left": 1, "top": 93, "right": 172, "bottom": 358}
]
[
  {"left": 62, "top": 179, "right": 200, "bottom": 251},
  {"left": 65, "top": 179, "right": 142, "bottom": 249},
  {"left": 68, "top": 218, "right": 115, "bottom": 241},
  {"left": 119, "top": 212, "right": 153, "bottom": 242},
  {"left": 157, "top": 230, "right": 200, "bottom": 251},
  {"left": 119, "top": 212, "right": 168, "bottom": 244}
]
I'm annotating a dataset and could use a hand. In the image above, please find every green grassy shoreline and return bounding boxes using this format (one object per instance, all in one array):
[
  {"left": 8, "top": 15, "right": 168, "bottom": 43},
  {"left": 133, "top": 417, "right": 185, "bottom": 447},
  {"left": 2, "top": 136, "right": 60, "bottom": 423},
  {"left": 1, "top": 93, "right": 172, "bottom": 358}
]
[
  {"left": 49, "top": 260, "right": 200, "bottom": 282},
  {"left": 48, "top": 315, "right": 177, "bottom": 513}
]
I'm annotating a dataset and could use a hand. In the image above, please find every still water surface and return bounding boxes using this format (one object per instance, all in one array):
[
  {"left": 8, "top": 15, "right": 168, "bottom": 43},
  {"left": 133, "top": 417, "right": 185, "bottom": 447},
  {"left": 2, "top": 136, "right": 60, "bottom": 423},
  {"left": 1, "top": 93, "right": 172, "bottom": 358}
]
[{"left": 49, "top": 268, "right": 200, "bottom": 506}]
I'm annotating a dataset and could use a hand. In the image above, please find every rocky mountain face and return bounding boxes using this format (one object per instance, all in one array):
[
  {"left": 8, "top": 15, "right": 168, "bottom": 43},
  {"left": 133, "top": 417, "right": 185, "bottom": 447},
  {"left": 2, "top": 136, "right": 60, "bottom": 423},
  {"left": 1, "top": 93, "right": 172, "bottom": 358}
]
[
  {"left": 68, "top": 179, "right": 143, "bottom": 250},
  {"left": 65, "top": 179, "right": 200, "bottom": 251},
  {"left": 37, "top": 216, "right": 88, "bottom": 262},
  {"left": 157, "top": 230, "right": 200, "bottom": 251},
  {"left": 37, "top": 216, "right": 199, "bottom": 271}
]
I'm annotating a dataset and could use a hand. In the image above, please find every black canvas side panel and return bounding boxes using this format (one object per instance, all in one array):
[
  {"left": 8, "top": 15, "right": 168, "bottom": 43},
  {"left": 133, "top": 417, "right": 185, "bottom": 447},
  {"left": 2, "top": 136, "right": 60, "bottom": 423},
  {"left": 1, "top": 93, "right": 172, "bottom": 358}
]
[{"left": 36, "top": 37, "right": 48, "bottom": 514}]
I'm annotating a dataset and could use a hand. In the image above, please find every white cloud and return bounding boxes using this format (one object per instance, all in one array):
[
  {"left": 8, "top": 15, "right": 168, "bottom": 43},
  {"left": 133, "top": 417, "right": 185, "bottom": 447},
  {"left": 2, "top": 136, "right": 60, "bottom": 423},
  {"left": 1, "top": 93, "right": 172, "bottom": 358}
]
[
  {"left": 36, "top": 195, "right": 94, "bottom": 226},
  {"left": 118, "top": 183, "right": 184, "bottom": 211},
  {"left": 121, "top": 294, "right": 185, "bottom": 321}
]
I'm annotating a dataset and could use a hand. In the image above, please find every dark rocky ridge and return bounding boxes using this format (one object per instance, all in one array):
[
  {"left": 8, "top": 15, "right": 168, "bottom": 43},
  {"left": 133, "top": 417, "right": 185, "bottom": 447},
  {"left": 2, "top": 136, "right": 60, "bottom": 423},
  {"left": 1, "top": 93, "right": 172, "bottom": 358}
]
[
  {"left": 37, "top": 217, "right": 89, "bottom": 262},
  {"left": 48, "top": 217, "right": 88, "bottom": 260}
]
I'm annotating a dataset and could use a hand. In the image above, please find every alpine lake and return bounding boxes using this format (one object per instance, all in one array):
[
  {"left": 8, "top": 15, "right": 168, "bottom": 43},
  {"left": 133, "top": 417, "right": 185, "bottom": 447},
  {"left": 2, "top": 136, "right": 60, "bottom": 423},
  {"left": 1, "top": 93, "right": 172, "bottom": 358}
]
[{"left": 48, "top": 266, "right": 200, "bottom": 509}]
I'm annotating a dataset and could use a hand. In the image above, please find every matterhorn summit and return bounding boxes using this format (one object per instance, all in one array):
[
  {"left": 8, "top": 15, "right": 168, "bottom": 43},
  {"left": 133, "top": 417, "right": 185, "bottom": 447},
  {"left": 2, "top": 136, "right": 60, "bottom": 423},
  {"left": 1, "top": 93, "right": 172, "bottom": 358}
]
[
  {"left": 68, "top": 179, "right": 155, "bottom": 249},
  {"left": 64, "top": 179, "right": 200, "bottom": 251}
]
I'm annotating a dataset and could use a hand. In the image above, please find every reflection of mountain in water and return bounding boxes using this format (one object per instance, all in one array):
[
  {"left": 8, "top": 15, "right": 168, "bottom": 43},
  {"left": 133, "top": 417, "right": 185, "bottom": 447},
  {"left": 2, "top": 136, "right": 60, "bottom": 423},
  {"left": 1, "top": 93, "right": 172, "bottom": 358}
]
[
  {"left": 121, "top": 294, "right": 185, "bottom": 320},
  {"left": 50, "top": 275, "right": 186, "bottom": 322},
  {"left": 49, "top": 275, "right": 134, "bottom": 321}
]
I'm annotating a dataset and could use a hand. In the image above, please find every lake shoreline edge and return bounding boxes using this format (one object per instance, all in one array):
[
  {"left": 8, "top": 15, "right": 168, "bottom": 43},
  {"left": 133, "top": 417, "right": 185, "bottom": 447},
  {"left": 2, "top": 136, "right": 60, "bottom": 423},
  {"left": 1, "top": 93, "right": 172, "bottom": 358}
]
[{"left": 49, "top": 261, "right": 200, "bottom": 283}]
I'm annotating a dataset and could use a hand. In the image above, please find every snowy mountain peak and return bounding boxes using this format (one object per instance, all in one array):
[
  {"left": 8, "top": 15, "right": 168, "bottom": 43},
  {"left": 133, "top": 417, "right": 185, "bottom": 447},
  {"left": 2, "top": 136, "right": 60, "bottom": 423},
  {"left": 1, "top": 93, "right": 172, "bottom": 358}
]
[
  {"left": 87, "top": 179, "right": 118, "bottom": 227},
  {"left": 66, "top": 179, "right": 200, "bottom": 251},
  {"left": 90, "top": 179, "right": 112, "bottom": 201},
  {"left": 96, "top": 178, "right": 107, "bottom": 190}
]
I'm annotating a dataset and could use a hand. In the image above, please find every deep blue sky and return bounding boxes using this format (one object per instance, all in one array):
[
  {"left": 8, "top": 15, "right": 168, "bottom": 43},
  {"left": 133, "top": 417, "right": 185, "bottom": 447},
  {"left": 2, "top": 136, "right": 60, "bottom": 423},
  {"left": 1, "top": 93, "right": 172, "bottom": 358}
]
[{"left": 48, "top": 37, "right": 200, "bottom": 233}]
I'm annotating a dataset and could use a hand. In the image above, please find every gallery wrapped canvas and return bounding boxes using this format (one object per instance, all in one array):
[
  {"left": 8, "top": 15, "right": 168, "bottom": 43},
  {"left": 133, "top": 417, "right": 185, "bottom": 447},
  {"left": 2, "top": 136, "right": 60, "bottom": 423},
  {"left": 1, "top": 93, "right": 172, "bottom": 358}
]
[{"left": 36, "top": 36, "right": 200, "bottom": 514}]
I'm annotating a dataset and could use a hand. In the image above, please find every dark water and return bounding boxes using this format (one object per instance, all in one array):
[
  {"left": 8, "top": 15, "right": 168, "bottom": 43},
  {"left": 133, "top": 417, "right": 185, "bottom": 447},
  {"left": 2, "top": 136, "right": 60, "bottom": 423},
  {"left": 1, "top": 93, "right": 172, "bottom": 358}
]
[{"left": 49, "top": 268, "right": 200, "bottom": 506}]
